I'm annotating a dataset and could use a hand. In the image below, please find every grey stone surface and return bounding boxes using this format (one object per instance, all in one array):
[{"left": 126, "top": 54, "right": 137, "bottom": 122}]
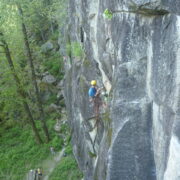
[
  {"left": 62, "top": 0, "right": 180, "bottom": 179},
  {"left": 56, "top": 80, "right": 64, "bottom": 90},
  {"left": 108, "top": 0, "right": 180, "bottom": 15},
  {"left": 41, "top": 41, "right": 54, "bottom": 53},
  {"left": 42, "top": 72, "right": 56, "bottom": 84}
]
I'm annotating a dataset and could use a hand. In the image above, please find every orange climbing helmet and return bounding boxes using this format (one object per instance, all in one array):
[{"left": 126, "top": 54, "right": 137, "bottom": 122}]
[{"left": 91, "top": 80, "right": 97, "bottom": 86}]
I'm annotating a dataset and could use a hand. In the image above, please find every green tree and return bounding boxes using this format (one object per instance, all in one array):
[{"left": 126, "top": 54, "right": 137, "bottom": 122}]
[
  {"left": 0, "top": 34, "right": 43, "bottom": 144},
  {"left": 17, "top": 3, "right": 50, "bottom": 142}
]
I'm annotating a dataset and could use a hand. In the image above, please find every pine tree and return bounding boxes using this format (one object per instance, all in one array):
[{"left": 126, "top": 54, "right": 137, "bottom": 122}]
[
  {"left": 17, "top": 4, "right": 50, "bottom": 142},
  {"left": 0, "top": 34, "right": 43, "bottom": 144}
]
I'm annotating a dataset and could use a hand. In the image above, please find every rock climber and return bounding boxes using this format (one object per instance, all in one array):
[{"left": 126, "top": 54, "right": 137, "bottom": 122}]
[
  {"left": 88, "top": 80, "right": 103, "bottom": 119},
  {"left": 36, "top": 168, "right": 42, "bottom": 180}
]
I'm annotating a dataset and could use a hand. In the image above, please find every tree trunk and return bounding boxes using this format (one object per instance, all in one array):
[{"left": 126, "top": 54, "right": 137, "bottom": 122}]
[
  {"left": 1, "top": 39, "right": 43, "bottom": 144},
  {"left": 18, "top": 5, "right": 50, "bottom": 142},
  {"left": 40, "top": 29, "right": 45, "bottom": 42},
  {"left": 50, "top": 21, "right": 54, "bottom": 34}
]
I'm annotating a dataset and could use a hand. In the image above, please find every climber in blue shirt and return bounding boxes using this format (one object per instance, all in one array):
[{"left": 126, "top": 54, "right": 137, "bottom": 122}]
[
  {"left": 88, "top": 80, "right": 97, "bottom": 98},
  {"left": 88, "top": 80, "right": 103, "bottom": 119}
]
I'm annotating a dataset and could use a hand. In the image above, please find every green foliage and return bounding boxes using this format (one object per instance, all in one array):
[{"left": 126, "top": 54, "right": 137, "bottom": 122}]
[
  {"left": 46, "top": 112, "right": 59, "bottom": 129},
  {"left": 45, "top": 94, "right": 57, "bottom": 105},
  {"left": 103, "top": 9, "right": 113, "bottom": 19},
  {"left": 72, "top": 42, "right": 84, "bottom": 58},
  {"left": 64, "top": 144, "right": 73, "bottom": 155},
  {"left": 0, "top": 0, "right": 73, "bottom": 179},
  {"left": 66, "top": 134, "right": 72, "bottom": 144},
  {"left": 50, "top": 136, "right": 64, "bottom": 150},
  {"left": 48, "top": 0, "right": 68, "bottom": 28},
  {"left": 50, "top": 31, "right": 59, "bottom": 41},
  {"left": 18, "top": 0, "right": 67, "bottom": 42},
  {"left": 0, "top": 60, "right": 26, "bottom": 122},
  {"left": 49, "top": 156, "right": 83, "bottom": 180},
  {"left": 43, "top": 52, "right": 64, "bottom": 79},
  {"left": 66, "top": 42, "right": 84, "bottom": 59},
  {"left": 0, "top": 116, "right": 68, "bottom": 180},
  {"left": 59, "top": 99, "right": 65, "bottom": 108},
  {"left": 60, "top": 123, "right": 69, "bottom": 134},
  {"left": 0, "top": 125, "right": 47, "bottom": 180}
]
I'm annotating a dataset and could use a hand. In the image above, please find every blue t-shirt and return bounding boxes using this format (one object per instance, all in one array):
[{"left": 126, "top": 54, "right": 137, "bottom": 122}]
[{"left": 88, "top": 87, "right": 97, "bottom": 97}]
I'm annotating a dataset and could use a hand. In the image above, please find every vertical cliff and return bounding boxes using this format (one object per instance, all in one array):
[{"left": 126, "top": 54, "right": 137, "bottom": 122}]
[{"left": 63, "top": 0, "right": 180, "bottom": 179}]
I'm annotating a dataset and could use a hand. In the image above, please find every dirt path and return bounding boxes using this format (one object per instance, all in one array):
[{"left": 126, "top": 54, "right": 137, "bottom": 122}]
[
  {"left": 42, "top": 148, "right": 65, "bottom": 180},
  {"left": 26, "top": 148, "right": 65, "bottom": 180}
]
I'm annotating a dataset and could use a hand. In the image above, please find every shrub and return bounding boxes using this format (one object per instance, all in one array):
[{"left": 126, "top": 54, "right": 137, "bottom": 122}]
[
  {"left": 71, "top": 42, "right": 84, "bottom": 58},
  {"left": 43, "top": 52, "right": 64, "bottom": 79},
  {"left": 103, "top": 9, "right": 113, "bottom": 19},
  {"left": 50, "top": 136, "right": 64, "bottom": 150},
  {"left": 66, "top": 42, "right": 84, "bottom": 59},
  {"left": 64, "top": 144, "right": 73, "bottom": 155}
]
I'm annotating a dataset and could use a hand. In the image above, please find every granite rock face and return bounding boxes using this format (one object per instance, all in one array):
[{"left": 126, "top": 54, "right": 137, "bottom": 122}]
[{"left": 63, "top": 0, "right": 180, "bottom": 179}]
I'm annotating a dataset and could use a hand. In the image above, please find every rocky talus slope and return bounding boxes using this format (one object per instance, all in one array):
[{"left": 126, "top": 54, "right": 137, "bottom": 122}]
[{"left": 62, "top": 0, "right": 180, "bottom": 179}]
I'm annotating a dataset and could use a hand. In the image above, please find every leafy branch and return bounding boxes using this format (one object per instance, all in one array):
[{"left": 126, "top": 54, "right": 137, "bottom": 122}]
[{"left": 103, "top": 8, "right": 113, "bottom": 19}]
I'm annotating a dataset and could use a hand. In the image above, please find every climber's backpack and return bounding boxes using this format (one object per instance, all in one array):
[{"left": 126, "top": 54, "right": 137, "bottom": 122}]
[{"left": 88, "top": 87, "right": 97, "bottom": 97}]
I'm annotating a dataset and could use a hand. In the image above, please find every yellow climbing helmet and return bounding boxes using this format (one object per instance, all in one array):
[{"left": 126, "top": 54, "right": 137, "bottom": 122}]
[{"left": 91, "top": 80, "right": 97, "bottom": 86}]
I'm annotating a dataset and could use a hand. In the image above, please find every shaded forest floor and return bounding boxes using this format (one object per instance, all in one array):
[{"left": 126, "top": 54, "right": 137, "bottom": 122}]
[
  {"left": 26, "top": 147, "right": 65, "bottom": 180},
  {"left": 42, "top": 148, "right": 65, "bottom": 180},
  {"left": 0, "top": 114, "right": 83, "bottom": 180}
]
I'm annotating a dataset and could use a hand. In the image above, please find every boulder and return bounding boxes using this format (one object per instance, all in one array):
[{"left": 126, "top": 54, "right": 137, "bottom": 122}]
[
  {"left": 41, "top": 41, "right": 54, "bottom": 53},
  {"left": 56, "top": 80, "right": 64, "bottom": 90},
  {"left": 42, "top": 72, "right": 56, "bottom": 84}
]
